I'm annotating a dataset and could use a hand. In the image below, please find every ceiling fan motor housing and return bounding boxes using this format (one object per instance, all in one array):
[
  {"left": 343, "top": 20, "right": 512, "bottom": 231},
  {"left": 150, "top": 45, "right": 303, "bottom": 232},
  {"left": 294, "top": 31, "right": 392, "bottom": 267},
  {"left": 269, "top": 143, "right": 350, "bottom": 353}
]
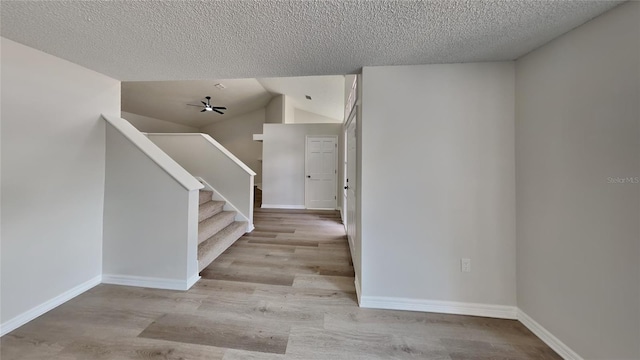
[{"left": 190, "top": 95, "right": 227, "bottom": 114}]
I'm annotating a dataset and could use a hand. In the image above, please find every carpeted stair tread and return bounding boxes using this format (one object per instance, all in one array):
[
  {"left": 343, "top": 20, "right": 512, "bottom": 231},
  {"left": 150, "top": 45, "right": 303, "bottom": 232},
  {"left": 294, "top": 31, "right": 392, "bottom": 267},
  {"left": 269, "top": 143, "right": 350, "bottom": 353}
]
[
  {"left": 199, "top": 190, "right": 213, "bottom": 205},
  {"left": 199, "top": 221, "right": 247, "bottom": 272},
  {"left": 198, "top": 211, "right": 236, "bottom": 244},
  {"left": 199, "top": 200, "right": 225, "bottom": 222}
]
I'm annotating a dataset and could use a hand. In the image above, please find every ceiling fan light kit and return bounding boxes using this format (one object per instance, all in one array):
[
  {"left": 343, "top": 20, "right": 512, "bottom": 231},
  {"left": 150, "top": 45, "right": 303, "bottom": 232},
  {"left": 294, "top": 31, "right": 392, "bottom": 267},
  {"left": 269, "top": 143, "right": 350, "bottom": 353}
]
[{"left": 187, "top": 96, "right": 227, "bottom": 115}]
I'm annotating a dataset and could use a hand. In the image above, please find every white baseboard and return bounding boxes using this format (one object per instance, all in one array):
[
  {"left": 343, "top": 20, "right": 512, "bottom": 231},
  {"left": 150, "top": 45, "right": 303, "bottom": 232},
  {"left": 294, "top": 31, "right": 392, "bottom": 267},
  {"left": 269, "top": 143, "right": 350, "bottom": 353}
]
[
  {"left": 354, "top": 274, "right": 362, "bottom": 304},
  {"left": 185, "top": 274, "right": 201, "bottom": 290},
  {"left": 0, "top": 275, "right": 102, "bottom": 336},
  {"left": 356, "top": 297, "right": 582, "bottom": 358},
  {"left": 261, "top": 204, "right": 305, "bottom": 209},
  {"left": 359, "top": 296, "right": 517, "bottom": 320},
  {"left": 102, "top": 274, "right": 199, "bottom": 291},
  {"left": 517, "top": 309, "right": 583, "bottom": 360}
]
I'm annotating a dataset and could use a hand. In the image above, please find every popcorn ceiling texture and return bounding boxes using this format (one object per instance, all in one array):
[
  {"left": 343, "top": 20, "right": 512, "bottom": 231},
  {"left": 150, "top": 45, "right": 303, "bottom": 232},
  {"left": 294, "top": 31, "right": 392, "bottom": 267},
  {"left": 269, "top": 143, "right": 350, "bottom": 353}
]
[{"left": 0, "top": 1, "right": 622, "bottom": 81}]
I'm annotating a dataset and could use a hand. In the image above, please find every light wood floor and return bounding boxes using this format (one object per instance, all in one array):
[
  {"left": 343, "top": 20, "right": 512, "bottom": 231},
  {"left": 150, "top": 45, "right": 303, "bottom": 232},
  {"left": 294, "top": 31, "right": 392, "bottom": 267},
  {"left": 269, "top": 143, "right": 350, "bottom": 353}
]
[{"left": 1, "top": 208, "right": 561, "bottom": 359}]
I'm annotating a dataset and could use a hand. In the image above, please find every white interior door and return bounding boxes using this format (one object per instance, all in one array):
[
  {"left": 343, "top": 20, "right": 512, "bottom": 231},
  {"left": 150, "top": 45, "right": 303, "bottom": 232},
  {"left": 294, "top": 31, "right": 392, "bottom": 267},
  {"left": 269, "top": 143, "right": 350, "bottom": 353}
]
[
  {"left": 305, "top": 136, "right": 337, "bottom": 209},
  {"left": 345, "top": 118, "right": 357, "bottom": 248}
]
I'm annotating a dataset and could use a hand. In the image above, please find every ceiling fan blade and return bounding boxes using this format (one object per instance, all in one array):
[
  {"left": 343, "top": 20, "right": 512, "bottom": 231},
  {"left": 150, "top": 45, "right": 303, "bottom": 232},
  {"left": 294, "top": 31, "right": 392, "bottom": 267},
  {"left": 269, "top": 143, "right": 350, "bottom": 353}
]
[
  {"left": 201, "top": 101, "right": 207, "bottom": 106},
  {"left": 187, "top": 104, "right": 202, "bottom": 107},
  {"left": 200, "top": 109, "right": 207, "bottom": 112},
  {"left": 213, "top": 109, "right": 225, "bottom": 115},
  {"left": 212, "top": 106, "right": 227, "bottom": 110}
]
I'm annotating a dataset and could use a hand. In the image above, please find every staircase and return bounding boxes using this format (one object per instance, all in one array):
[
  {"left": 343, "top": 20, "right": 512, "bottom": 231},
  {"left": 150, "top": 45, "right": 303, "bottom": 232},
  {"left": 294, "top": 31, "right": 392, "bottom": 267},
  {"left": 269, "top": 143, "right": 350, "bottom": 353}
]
[{"left": 198, "top": 189, "right": 247, "bottom": 272}]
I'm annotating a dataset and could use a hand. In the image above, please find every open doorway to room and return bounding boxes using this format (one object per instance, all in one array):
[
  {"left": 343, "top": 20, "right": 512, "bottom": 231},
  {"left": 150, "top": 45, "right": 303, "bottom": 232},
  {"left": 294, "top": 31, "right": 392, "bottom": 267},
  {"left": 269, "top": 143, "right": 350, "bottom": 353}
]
[{"left": 119, "top": 74, "right": 357, "bottom": 297}]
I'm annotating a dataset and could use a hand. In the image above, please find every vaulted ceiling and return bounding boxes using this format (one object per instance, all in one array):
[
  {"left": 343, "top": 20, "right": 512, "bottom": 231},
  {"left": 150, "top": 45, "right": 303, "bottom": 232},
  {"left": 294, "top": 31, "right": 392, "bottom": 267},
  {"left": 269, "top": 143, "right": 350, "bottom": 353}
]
[
  {"left": 121, "top": 76, "right": 345, "bottom": 127},
  {"left": 0, "top": 1, "right": 622, "bottom": 81}
]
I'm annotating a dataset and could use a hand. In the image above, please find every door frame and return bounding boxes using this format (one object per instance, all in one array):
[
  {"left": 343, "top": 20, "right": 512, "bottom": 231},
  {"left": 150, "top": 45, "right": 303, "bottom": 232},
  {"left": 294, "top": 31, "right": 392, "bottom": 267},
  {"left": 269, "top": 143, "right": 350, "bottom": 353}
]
[
  {"left": 344, "top": 108, "right": 357, "bottom": 249},
  {"left": 343, "top": 109, "right": 357, "bottom": 223},
  {"left": 304, "top": 135, "right": 339, "bottom": 210}
]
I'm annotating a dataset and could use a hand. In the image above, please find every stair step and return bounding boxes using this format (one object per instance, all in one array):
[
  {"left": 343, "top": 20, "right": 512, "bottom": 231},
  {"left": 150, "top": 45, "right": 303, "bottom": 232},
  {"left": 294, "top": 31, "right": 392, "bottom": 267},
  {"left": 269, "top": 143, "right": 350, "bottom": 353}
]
[
  {"left": 199, "top": 200, "right": 225, "bottom": 222},
  {"left": 198, "top": 221, "right": 247, "bottom": 272},
  {"left": 198, "top": 211, "right": 236, "bottom": 244},
  {"left": 199, "top": 190, "right": 213, "bottom": 205}
]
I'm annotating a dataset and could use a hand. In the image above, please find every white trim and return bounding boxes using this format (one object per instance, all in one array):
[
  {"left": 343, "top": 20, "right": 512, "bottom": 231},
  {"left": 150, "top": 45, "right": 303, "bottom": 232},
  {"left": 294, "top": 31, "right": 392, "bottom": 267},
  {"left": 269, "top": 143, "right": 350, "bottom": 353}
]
[
  {"left": 185, "top": 274, "right": 201, "bottom": 290},
  {"left": 355, "top": 274, "right": 362, "bottom": 305},
  {"left": 102, "top": 115, "right": 203, "bottom": 191},
  {"left": 359, "top": 296, "right": 518, "bottom": 320},
  {"left": 0, "top": 275, "right": 102, "bottom": 336},
  {"left": 196, "top": 177, "right": 215, "bottom": 192},
  {"left": 517, "top": 309, "right": 583, "bottom": 360},
  {"left": 146, "top": 133, "right": 256, "bottom": 176},
  {"left": 101, "top": 274, "right": 199, "bottom": 291},
  {"left": 261, "top": 204, "right": 306, "bottom": 209},
  {"left": 201, "top": 133, "right": 256, "bottom": 176},
  {"left": 146, "top": 133, "right": 255, "bottom": 231},
  {"left": 344, "top": 210, "right": 355, "bottom": 266}
]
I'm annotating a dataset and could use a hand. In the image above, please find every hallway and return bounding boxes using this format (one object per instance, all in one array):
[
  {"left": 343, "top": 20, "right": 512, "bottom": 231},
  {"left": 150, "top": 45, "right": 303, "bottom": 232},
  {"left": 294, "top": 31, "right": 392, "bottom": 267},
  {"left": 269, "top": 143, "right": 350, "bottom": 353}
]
[{"left": 1, "top": 209, "right": 560, "bottom": 359}]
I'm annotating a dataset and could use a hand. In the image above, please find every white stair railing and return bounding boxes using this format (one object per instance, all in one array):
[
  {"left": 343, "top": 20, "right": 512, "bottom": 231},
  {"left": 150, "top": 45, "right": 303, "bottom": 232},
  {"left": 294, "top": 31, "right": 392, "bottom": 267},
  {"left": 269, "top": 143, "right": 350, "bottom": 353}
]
[
  {"left": 101, "top": 115, "right": 203, "bottom": 291},
  {"left": 146, "top": 133, "right": 256, "bottom": 232}
]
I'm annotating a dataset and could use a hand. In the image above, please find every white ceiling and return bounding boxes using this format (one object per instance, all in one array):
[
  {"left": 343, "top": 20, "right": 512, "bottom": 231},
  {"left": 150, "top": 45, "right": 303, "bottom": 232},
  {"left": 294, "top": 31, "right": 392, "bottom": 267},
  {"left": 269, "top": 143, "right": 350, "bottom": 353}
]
[
  {"left": 258, "top": 76, "right": 345, "bottom": 121},
  {"left": 0, "top": 1, "right": 622, "bottom": 81},
  {"left": 122, "top": 76, "right": 345, "bottom": 127},
  {"left": 121, "top": 79, "right": 273, "bottom": 128}
]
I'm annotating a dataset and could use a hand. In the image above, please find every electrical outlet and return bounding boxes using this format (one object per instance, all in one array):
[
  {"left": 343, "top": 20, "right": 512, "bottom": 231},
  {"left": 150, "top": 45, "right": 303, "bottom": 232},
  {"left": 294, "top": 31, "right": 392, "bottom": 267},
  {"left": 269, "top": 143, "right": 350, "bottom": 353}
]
[{"left": 461, "top": 258, "right": 471, "bottom": 273}]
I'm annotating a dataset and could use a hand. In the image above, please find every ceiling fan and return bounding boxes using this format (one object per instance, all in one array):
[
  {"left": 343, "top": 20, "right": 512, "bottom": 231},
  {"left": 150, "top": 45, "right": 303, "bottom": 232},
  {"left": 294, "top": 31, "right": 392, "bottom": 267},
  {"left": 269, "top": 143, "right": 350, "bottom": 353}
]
[{"left": 187, "top": 96, "right": 227, "bottom": 114}]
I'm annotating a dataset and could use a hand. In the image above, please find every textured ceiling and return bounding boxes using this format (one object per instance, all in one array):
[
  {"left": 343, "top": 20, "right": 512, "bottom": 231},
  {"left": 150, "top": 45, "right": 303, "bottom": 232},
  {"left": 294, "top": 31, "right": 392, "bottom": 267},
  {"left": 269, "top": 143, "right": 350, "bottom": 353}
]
[{"left": 0, "top": 1, "right": 622, "bottom": 81}]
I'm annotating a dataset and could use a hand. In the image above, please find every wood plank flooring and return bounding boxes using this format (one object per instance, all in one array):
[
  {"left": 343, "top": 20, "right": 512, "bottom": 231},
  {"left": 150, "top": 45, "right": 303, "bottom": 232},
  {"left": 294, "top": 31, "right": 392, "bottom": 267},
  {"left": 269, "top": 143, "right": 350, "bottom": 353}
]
[{"left": 0, "top": 208, "right": 561, "bottom": 359}]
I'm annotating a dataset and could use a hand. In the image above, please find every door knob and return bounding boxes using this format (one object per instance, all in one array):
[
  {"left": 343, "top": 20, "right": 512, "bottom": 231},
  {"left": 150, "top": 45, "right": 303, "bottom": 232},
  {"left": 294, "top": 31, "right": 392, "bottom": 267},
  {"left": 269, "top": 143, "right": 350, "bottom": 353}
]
[
  {"left": 344, "top": 186, "right": 349, "bottom": 189},
  {"left": 306, "top": 175, "right": 311, "bottom": 178}
]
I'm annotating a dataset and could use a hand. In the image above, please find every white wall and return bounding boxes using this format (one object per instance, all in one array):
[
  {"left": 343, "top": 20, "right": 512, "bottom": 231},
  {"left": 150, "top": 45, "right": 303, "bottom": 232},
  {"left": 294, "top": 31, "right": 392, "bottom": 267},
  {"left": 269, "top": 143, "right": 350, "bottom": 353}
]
[
  {"left": 147, "top": 133, "right": 255, "bottom": 231},
  {"left": 103, "top": 125, "right": 200, "bottom": 288},
  {"left": 293, "top": 108, "right": 342, "bottom": 124},
  {"left": 265, "top": 95, "right": 342, "bottom": 124},
  {"left": 265, "top": 95, "right": 284, "bottom": 124},
  {"left": 344, "top": 75, "right": 357, "bottom": 108},
  {"left": 201, "top": 109, "right": 265, "bottom": 184},
  {"left": 0, "top": 38, "right": 120, "bottom": 330},
  {"left": 121, "top": 111, "right": 199, "bottom": 133},
  {"left": 262, "top": 123, "right": 342, "bottom": 208},
  {"left": 515, "top": 2, "right": 640, "bottom": 359},
  {"left": 283, "top": 95, "right": 295, "bottom": 124},
  {"left": 355, "top": 75, "right": 364, "bottom": 298},
  {"left": 360, "top": 63, "right": 516, "bottom": 312},
  {"left": 347, "top": 74, "right": 363, "bottom": 299}
]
